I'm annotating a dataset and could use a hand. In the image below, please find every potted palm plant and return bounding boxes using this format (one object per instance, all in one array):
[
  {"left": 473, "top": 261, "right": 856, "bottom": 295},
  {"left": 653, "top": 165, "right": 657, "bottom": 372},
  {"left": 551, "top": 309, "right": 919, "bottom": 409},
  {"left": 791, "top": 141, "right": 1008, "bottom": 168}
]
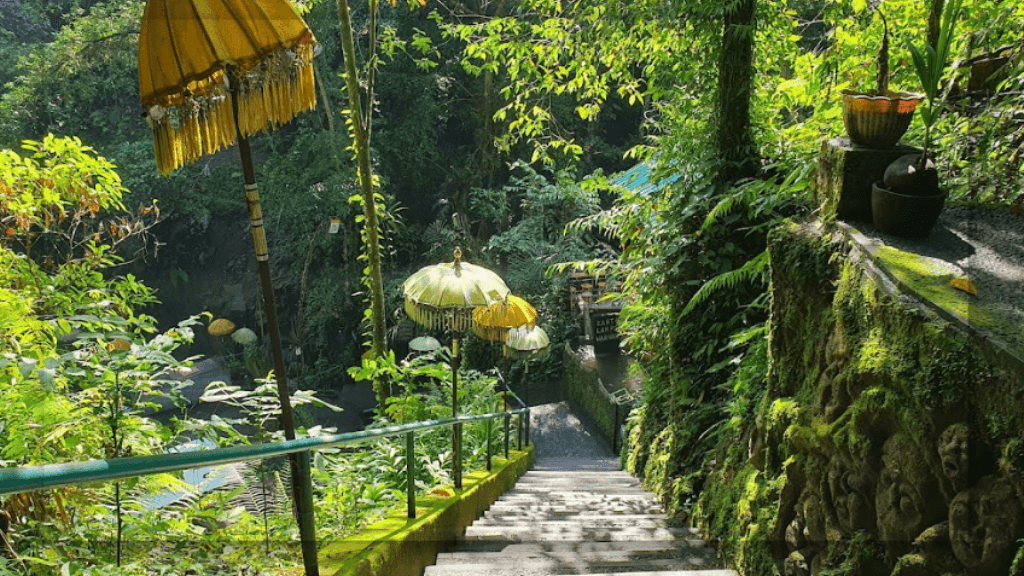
[
  {"left": 872, "top": 0, "right": 962, "bottom": 238},
  {"left": 842, "top": 10, "right": 924, "bottom": 148}
]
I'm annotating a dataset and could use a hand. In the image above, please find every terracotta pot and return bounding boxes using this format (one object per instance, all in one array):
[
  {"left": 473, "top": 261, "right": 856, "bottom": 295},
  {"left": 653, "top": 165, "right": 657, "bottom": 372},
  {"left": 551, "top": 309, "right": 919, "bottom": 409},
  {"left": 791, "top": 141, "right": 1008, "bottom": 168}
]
[
  {"left": 842, "top": 90, "right": 923, "bottom": 148},
  {"left": 871, "top": 181, "right": 945, "bottom": 238}
]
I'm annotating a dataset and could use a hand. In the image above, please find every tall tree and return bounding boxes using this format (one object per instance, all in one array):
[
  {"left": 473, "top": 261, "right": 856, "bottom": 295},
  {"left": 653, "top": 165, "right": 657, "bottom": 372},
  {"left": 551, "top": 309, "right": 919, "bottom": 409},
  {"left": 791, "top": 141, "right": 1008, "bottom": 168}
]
[
  {"left": 335, "top": 0, "right": 388, "bottom": 398},
  {"left": 717, "top": 0, "right": 758, "bottom": 181}
]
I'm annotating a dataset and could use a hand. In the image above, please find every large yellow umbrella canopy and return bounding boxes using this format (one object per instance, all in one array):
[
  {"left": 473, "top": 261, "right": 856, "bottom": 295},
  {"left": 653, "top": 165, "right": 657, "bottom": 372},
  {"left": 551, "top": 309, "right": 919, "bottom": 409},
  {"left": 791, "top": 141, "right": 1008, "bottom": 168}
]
[
  {"left": 472, "top": 295, "right": 537, "bottom": 342},
  {"left": 403, "top": 247, "right": 510, "bottom": 332},
  {"left": 139, "top": 0, "right": 317, "bottom": 174}
]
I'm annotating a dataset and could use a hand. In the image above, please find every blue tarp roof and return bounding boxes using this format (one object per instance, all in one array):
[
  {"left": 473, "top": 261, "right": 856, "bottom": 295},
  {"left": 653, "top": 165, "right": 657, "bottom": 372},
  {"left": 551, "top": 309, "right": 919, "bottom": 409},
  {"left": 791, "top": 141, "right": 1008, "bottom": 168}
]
[{"left": 608, "top": 161, "right": 682, "bottom": 197}]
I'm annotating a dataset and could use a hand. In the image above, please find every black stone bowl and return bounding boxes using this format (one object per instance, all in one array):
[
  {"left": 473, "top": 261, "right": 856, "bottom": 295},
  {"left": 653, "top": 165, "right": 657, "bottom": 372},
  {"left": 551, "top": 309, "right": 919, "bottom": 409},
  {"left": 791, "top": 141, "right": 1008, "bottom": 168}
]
[{"left": 871, "top": 181, "right": 946, "bottom": 238}]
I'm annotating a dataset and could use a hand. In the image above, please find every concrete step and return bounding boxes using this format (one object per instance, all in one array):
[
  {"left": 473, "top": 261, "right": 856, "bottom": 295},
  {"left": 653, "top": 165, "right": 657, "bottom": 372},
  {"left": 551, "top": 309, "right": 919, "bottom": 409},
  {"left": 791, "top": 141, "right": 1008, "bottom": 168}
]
[
  {"left": 447, "top": 539, "right": 708, "bottom": 555},
  {"left": 528, "top": 458, "right": 623, "bottom": 472},
  {"left": 501, "top": 489, "right": 653, "bottom": 498},
  {"left": 483, "top": 512, "right": 666, "bottom": 522},
  {"left": 506, "top": 479, "right": 646, "bottom": 487},
  {"left": 514, "top": 473, "right": 638, "bottom": 480},
  {"left": 471, "top": 518, "right": 677, "bottom": 529},
  {"left": 493, "top": 491, "right": 655, "bottom": 500},
  {"left": 425, "top": 557, "right": 723, "bottom": 575},
  {"left": 463, "top": 525, "right": 694, "bottom": 542},
  {"left": 436, "top": 545, "right": 716, "bottom": 565},
  {"left": 485, "top": 502, "right": 663, "bottom": 510},
  {"left": 435, "top": 544, "right": 717, "bottom": 565}
]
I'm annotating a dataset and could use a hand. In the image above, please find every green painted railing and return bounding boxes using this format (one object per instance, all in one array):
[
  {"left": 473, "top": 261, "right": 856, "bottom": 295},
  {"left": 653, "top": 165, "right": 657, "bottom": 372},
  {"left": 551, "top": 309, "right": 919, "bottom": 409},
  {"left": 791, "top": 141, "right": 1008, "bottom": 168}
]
[{"left": 0, "top": 406, "right": 530, "bottom": 575}]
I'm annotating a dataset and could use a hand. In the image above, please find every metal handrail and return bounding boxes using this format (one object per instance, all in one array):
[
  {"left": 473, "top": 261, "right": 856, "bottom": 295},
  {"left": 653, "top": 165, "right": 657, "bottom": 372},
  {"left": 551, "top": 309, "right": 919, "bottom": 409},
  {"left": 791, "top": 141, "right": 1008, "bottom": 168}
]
[
  {"left": 501, "top": 381, "right": 530, "bottom": 450},
  {"left": 0, "top": 409, "right": 527, "bottom": 497},
  {"left": 0, "top": 399, "right": 531, "bottom": 576}
]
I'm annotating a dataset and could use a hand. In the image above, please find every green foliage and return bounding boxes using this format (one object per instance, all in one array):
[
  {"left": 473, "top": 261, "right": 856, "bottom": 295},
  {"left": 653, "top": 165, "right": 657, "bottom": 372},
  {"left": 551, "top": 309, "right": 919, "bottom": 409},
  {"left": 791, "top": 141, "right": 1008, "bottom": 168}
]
[
  {"left": 907, "top": 0, "right": 964, "bottom": 158},
  {"left": 0, "top": 1, "right": 145, "bottom": 147}
]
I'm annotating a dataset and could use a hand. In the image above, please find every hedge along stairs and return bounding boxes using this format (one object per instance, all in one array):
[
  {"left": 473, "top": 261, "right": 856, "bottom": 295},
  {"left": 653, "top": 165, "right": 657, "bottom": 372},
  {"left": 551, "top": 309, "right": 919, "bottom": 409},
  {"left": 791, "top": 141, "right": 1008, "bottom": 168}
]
[{"left": 425, "top": 404, "right": 735, "bottom": 576}]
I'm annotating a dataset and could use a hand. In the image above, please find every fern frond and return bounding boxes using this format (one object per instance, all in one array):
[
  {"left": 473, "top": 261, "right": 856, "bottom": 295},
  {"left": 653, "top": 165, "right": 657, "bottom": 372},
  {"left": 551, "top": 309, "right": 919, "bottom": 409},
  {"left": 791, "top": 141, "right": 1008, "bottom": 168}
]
[{"left": 681, "top": 250, "right": 769, "bottom": 316}]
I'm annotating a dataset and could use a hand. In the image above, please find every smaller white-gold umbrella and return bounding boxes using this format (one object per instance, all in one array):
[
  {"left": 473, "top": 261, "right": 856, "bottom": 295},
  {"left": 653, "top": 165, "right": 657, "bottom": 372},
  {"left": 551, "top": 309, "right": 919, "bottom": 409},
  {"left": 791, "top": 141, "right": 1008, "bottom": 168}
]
[{"left": 504, "top": 325, "right": 549, "bottom": 445}]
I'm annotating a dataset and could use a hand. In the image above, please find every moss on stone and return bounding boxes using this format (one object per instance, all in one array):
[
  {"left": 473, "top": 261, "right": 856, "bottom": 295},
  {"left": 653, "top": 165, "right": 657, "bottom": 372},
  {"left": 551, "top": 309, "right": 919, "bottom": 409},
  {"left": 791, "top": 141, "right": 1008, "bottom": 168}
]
[
  {"left": 307, "top": 447, "right": 535, "bottom": 576},
  {"left": 631, "top": 220, "right": 1024, "bottom": 576}
]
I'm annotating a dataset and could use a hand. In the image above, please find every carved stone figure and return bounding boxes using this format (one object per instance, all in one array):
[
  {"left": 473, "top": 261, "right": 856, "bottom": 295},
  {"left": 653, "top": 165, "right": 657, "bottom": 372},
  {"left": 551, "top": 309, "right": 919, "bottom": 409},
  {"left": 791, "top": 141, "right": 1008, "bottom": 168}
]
[
  {"left": 949, "top": 474, "right": 1023, "bottom": 575},
  {"left": 826, "top": 454, "right": 876, "bottom": 534},
  {"left": 890, "top": 522, "right": 965, "bottom": 576},
  {"left": 937, "top": 423, "right": 971, "bottom": 492},
  {"left": 875, "top": 434, "right": 944, "bottom": 552}
]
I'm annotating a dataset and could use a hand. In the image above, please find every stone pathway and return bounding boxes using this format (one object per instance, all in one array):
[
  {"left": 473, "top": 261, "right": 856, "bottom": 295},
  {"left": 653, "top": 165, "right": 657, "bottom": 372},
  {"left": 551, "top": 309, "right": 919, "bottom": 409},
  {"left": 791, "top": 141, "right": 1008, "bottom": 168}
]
[{"left": 423, "top": 403, "right": 734, "bottom": 576}]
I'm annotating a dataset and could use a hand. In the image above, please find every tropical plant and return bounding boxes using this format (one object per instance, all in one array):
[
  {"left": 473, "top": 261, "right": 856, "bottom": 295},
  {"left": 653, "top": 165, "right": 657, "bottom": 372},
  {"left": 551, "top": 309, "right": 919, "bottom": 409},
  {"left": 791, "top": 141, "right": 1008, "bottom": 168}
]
[{"left": 907, "top": 0, "right": 964, "bottom": 166}]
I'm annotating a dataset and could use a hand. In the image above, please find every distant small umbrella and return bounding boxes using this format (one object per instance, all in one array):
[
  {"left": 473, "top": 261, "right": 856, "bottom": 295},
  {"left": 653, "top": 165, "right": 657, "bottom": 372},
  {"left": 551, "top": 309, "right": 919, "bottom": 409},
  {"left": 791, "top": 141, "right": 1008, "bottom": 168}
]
[
  {"left": 505, "top": 325, "right": 549, "bottom": 409},
  {"left": 207, "top": 318, "right": 236, "bottom": 337},
  {"left": 231, "top": 327, "right": 258, "bottom": 346},
  {"left": 505, "top": 325, "right": 550, "bottom": 360},
  {"left": 408, "top": 336, "right": 441, "bottom": 353}
]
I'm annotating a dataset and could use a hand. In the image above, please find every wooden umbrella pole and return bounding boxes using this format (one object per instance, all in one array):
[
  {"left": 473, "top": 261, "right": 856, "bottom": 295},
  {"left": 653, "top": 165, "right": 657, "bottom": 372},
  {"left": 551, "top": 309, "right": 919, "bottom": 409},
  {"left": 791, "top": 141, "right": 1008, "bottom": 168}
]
[{"left": 231, "top": 76, "right": 319, "bottom": 576}]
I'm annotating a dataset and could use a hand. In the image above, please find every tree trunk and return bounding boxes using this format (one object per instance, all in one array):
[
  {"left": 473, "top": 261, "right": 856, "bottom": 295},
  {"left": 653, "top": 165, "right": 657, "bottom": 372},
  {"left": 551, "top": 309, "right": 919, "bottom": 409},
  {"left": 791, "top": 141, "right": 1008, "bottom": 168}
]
[
  {"left": 716, "top": 0, "right": 758, "bottom": 182},
  {"left": 336, "top": 0, "right": 388, "bottom": 399}
]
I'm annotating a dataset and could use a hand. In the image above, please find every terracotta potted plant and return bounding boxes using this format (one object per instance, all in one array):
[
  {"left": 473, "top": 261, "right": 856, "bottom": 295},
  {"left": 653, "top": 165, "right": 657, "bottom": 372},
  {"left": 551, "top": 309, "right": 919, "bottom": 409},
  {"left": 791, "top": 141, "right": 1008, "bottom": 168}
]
[
  {"left": 842, "top": 10, "right": 924, "bottom": 148},
  {"left": 872, "top": 0, "right": 962, "bottom": 238}
]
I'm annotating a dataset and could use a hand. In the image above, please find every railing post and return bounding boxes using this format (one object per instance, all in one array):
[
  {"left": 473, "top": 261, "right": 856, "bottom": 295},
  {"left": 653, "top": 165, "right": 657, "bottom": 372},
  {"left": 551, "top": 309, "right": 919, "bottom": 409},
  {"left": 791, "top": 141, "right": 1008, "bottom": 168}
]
[
  {"left": 517, "top": 412, "right": 522, "bottom": 450},
  {"left": 454, "top": 422, "right": 462, "bottom": 489},
  {"left": 504, "top": 413, "right": 510, "bottom": 459},
  {"left": 486, "top": 418, "right": 492, "bottom": 471},
  {"left": 406, "top": 431, "right": 415, "bottom": 519},
  {"left": 525, "top": 408, "right": 531, "bottom": 447}
]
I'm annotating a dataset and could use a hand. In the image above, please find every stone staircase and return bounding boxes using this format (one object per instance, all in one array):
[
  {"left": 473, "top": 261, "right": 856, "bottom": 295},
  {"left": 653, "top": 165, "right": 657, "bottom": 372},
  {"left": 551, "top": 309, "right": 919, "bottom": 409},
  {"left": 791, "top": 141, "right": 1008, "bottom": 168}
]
[{"left": 425, "top": 457, "right": 734, "bottom": 576}]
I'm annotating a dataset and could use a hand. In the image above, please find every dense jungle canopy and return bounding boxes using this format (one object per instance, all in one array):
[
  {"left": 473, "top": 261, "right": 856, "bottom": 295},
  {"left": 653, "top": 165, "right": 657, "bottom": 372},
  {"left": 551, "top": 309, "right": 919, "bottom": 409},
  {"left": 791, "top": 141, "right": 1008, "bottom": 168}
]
[{"left": 0, "top": 0, "right": 1022, "bottom": 573}]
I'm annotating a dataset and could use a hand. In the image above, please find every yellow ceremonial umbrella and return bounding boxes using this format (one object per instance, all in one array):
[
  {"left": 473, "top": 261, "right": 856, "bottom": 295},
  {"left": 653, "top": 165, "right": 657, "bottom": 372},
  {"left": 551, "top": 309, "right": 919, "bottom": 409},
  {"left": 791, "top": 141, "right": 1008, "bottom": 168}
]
[
  {"left": 138, "top": 1, "right": 317, "bottom": 572},
  {"left": 472, "top": 295, "right": 536, "bottom": 416},
  {"left": 139, "top": 0, "right": 316, "bottom": 174},
  {"left": 403, "top": 247, "right": 510, "bottom": 331},
  {"left": 402, "top": 247, "right": 509, "bottom": 487},
  {"left": 472, "top": 295, "right": 537, "bottom": 342}
]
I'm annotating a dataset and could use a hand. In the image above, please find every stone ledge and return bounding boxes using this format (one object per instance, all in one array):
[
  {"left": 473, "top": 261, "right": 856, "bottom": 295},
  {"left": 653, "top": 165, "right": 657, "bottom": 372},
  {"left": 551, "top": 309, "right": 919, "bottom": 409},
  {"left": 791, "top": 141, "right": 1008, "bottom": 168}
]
[
  {"left": 301, "top": 447, "right": 535, "bottom": 576},
  {"left": 838, "top": 220, "right": 1024, "bottom": 374}
]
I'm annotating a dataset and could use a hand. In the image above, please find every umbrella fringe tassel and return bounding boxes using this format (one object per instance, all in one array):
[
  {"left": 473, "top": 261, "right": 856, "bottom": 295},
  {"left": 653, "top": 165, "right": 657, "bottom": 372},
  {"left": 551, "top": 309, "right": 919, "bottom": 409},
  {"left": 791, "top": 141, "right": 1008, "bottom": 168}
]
[{"left": 146, "top": 40, "right": 317, "bottom": 175}]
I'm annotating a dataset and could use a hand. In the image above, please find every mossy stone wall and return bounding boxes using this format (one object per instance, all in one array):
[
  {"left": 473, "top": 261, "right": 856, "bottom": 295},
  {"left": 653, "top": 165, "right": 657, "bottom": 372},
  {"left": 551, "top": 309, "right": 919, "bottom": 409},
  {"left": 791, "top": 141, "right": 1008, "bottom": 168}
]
[
  {"left": 697, "top": 221, "right": 1024, "bottom": 576},
  {"left": 563, "top": 344, "right": 625, "bottom": 449},
  {"left": 758, "top": 222, "right": 1024, "bottom": 576}
]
